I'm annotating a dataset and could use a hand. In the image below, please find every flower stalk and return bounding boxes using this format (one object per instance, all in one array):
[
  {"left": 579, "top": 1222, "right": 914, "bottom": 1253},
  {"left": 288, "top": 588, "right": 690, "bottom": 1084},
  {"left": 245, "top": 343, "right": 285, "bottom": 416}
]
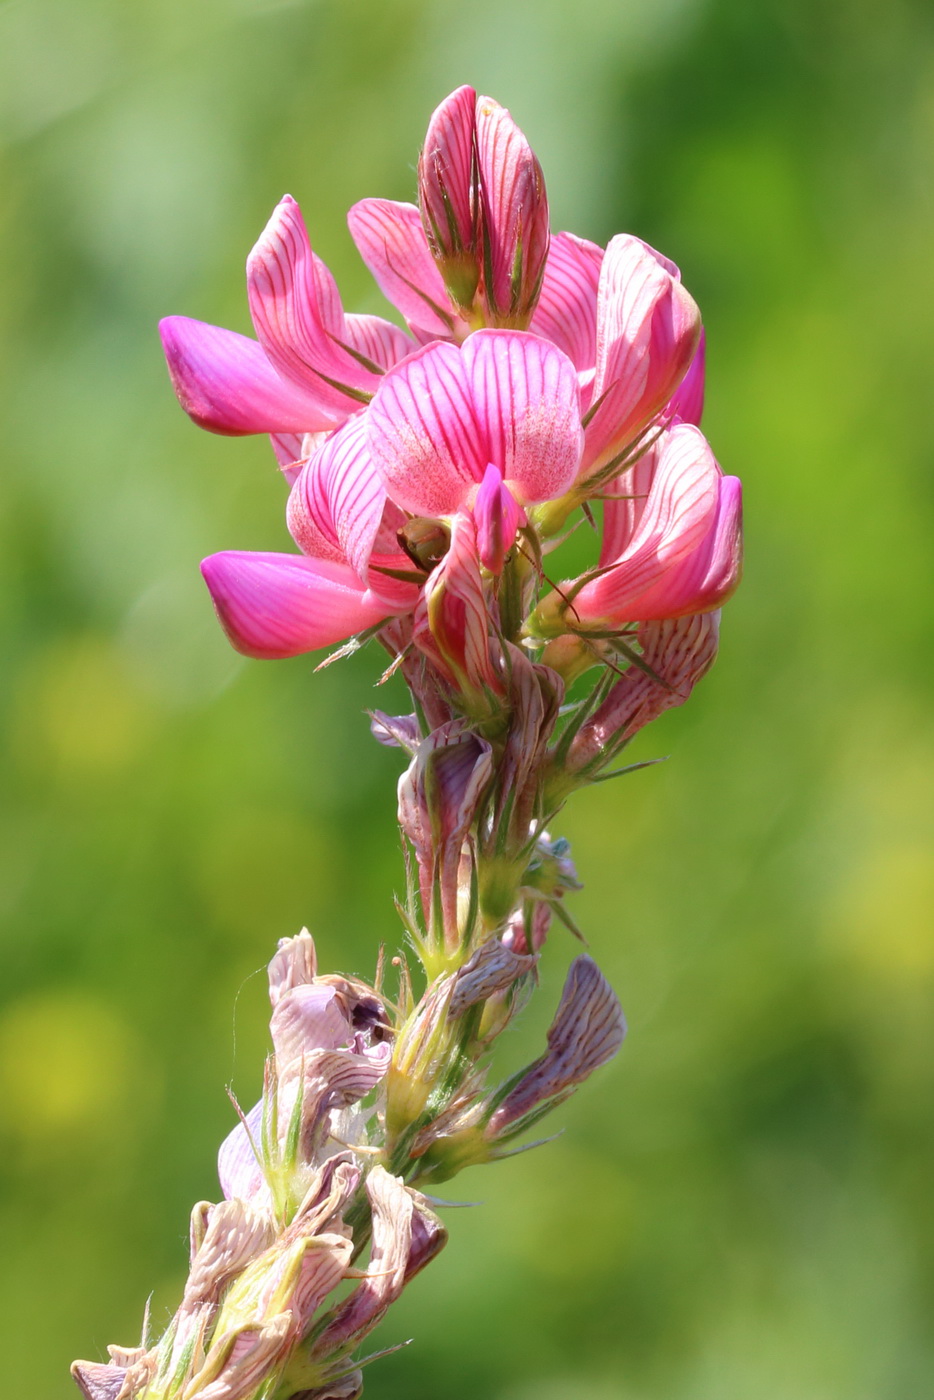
[{"left": 73, "top": 84, "right": 743, "bottom": 1400}]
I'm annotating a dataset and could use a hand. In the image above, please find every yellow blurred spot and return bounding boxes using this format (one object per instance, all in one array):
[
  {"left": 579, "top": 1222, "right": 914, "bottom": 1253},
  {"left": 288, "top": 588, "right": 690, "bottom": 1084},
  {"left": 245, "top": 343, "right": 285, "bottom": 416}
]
[
  {"left": 196, "top": 808, "right": 339, "bottom": 941},
  {"left": 14, "top": 634, "right": 156, "bottom": 782},
  {"left": 826, "top": 843, "right": 934, "bottom": 979},
  {"left": 0, "top": 991, "right": 142, "bottom": 1141}
]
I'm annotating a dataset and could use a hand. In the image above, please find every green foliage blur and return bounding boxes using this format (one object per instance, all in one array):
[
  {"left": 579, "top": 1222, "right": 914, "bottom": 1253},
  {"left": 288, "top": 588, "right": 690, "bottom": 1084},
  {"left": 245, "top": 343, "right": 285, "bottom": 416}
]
[{"left": 1, "top": 0, "right": 933, "bottom": 1395}]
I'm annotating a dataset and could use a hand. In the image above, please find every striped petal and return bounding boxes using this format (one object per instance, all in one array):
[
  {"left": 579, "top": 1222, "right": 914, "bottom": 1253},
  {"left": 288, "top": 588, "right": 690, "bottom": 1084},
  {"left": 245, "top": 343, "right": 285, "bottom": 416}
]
[
  {"left": 201, "top": 551, "right": 404, "bottom": 659},
  {"left": 343, "top": 312, "right": 414, "bottom": 370},
  {"left": 418, "top": 84, "right": 477, "bottom": 265},
  {"left": 667, "top": 328, "right": 705, "bottom": 426},
  {"left": 218, "top": 1100, "right": 267, "bottom": 1204},
  {"left": 475, "top": 95, "right": 549, "bottom": 321},
  {"left": 626, "top": 472, "right": 742, "bottom": 619},
  {"left": 348, "top": 198, "right": 455, "bottom": 339},
  {"left": 159, "top": 316, "right": 342, "bottom": 435},
  {"left": 368, "top": 341, "right": 486, "bottom": 516},
  {"left": 598, "top": 436, "right": 663, "bottom": 566},
  {"left": 488, "top": 956, "right": 625, "bottom": 1137},
  {"left": 462, "top": 330, "right": 582, "bottom": 504},
  {"left": 247, "top": 195, "right": 379, "bottom": 413},
  {"left": 564, "top": 423, "right": 722, "bottom": 625},
  {"left": 530, "top": 231, "right": 603, "bottom": 371},
  {"left": 584, "top": 235, "right": 701, "bottom": 470},
  {"left": 287, "top": 415, "right": 387, "bottom": 578}
]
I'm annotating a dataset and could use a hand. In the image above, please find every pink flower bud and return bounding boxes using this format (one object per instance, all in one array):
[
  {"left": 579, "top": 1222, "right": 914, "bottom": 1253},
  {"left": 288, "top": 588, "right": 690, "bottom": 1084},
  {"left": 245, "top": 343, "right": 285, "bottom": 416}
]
[
  {"left": 476, "top": 95, "right": 550, "bottom": 326},
  {"left": 413, "top": 513, "right": 503, "bottom": 707},
  {"left": 416, "top": 87, "right": 550, "bottom": 327},
  {"left": 418, "top": 85, "right": 481, "bottom": 313},
  {"left": 473, "top": 463, "right": 523, "bottom": 574}
]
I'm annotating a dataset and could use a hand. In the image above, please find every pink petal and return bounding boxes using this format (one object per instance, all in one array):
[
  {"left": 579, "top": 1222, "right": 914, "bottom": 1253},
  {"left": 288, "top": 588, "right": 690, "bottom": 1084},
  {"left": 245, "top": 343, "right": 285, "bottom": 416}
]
[
  {"left": 342, "top": 313, "right": 414, "bottom": 371},
  {"left": 598, "top": 437, "right": 663, "bottom": 566},
  {"left": 201, "top": 551, "right": 406, "bottom": 659},
  {"left": 367, "top": 340, "right": 486, "bottom": 516},
  {"left": 567, "top": 612, "right": 721, "bottom": 774},
  {"left": 159, "top": 316, "right": 342, "bottom": 435},
  {"left": 626, "top": 473, "right": 742, "bottom": 618},
  {"left": 475, "top": 95, "right": 549, "bottom": 320},
  {"left": 348, "top": 198, "right": 454, "bottom": 339},
  {"left": 287, "top": 415, "right": 387, "bottom": 578},
  {"left": 473, "top": 463, "right": 522, "bottom": 574},
  {"left": 247, "top": 195, "right": 379, "bottom": 413},
  {"left": 584, "top": 235, "right": 701, "bottom": 469},
  {"left": 571, "top": 423, "right": 721, "bottom": 623},
  {"left": 418, "top": 85, "right": 477, "bottom": 263},
  {"left": 462, "top": 330, "right": 582, "bottom": 504},
  {"left": 270, "top": 985, "right": 353, "bottom": 1067},
  {"left": 413, "top": 513, "right": 502, "bottom": 699},
  {"left": 218, "top": 1100, "right": 267, "bottom": 1203},
  {"left": 667, "top": 328, "right": 705, "bottom": 426},
  {"left": 531, "top": 231, "right": 603, "bottom": 371},
  {"left": 269, "top": 432, "right": 304, "bottom": 468}
]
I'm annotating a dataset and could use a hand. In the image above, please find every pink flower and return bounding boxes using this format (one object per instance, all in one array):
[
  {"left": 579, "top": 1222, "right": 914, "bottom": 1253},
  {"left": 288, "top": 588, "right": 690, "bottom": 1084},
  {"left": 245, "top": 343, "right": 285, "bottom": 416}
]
[
  {"left": 159, "top": 193, "right": 413, "bottom": 446},
  {"left": 201, "top": 329, "right": 582, "bottom": 662},
  {"left": 351, "top": 85, "right": 549, "bottom": 335},
  {"left": 531, "top": 421, "right": 742, "bottom": 636},
  {"left": 566, "top": 612, "right": 722, "bottom": 776}
]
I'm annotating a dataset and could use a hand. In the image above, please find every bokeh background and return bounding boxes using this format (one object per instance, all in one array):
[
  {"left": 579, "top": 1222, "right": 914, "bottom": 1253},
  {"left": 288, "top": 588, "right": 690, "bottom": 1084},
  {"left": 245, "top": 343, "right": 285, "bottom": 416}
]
[{"left": 2, "top": 0, "right": 933, "bottom": 1396}]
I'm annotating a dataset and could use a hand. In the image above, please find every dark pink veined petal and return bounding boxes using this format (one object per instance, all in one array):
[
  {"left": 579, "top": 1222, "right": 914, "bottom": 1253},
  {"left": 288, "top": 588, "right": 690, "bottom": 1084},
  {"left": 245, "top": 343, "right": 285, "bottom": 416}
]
[
  {"left": 247, "top": 194, "right": 379, "bottom": 412},
  {"left": 418, "top": 84, "right": 477, "bottom": 263},
  {"left": 413, "top": 513, "right": 503, "bottom": 703},
  {"left": 531, "top": 231, "right": 603, "bottom": 371},
  {"left": 624, "top": 472, "right": 742, "bottom": 618},
  {"left": 201, "top": 551, "right": 405, "bottom": 659},
  {"left": 159, "top": 316, "right": 344, "bottom": 435},
  {"left": 488, "top": 955, "right": 625, "bottom": 1136},
  {"left": 584, "top": 235, "right": 701, "bottom": 469},
  {"left": 462, "top": 330, "right": 582, "bottom": 504},
  {"left": 269, "top": 432, "right": 304, "bottom": 468},
  {"left": 666, "top": 329, "right": 705, "bottom": 426},
  {"left": 348, "top": 199, "right": 454, "bottom": 339},
  {"left": 270, "top": 429, "right": 330, "bottom": 485},
  {"left": 286, "top": 459, "right": 344, "bottom": 564},
  {"left": 598, "top": 436, "right": 663, "bottom": 567},
  {"left": 570, "top": 423, "right": 721, "bottom": 624},
  {"left": 287, "top": 415, "right": 387, "bottom": 578},
  {"left": 475, "top": 95, "right": 549, "bottom": 320},
  {"left": 342, "top": 313, "right": 414, "bottom": 370},
  {"left": 567, "top": 612, "right": 721, "bottom": 774},
  {"left": 368, "top": 340, "right": 486, "bottom": 516},
  {"left": 473, "top": 463, "right": 523, "bottom": 574}
]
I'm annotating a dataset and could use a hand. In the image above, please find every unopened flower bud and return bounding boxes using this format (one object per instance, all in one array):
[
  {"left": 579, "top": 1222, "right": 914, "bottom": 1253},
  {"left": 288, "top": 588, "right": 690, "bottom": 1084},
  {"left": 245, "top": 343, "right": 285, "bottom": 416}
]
[
  {"left": 475, "top": 95, "right": 550, "bottom": 326},
  {"left": 418, "top": 85, "right": 481, "bottom": 314},
  {"left": 398, "top": 719, "right": 493, "bottom": 949},
  {"left": 473, "top": 463, "right": 523, "bottom": 574},
  {"left": 413, "top": 513, "right": 503, "bottom": 712}
]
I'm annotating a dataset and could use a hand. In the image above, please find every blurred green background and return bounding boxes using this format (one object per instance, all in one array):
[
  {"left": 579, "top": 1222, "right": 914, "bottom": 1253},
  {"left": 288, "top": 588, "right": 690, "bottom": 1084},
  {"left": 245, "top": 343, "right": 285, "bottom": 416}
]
[{"left": 2, "top": 0, "right": 933, "bottom": 1396}]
